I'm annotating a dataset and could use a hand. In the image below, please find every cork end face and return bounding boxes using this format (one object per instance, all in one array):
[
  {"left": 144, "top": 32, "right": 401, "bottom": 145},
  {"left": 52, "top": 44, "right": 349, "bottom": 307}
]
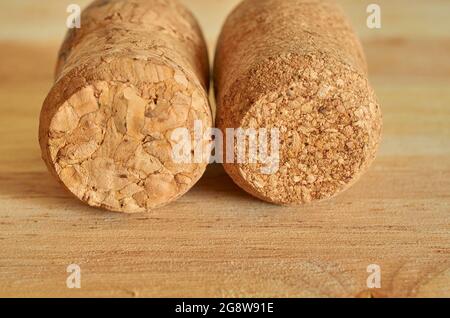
[
  {"left": 224, "top": 61, "right": 382, "bottom": 205},
  {"left": 44, "top": 74, "right": 211, "bottom": 213}
]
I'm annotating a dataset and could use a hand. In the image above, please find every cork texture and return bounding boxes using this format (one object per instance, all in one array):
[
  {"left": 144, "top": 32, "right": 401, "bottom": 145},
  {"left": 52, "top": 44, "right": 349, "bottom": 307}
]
[
  {"left": 39, "top": 0, "right": 212, "bottom": 213},
  {"left": 214, "top": 0, "right": 383, "bottom": 205}
]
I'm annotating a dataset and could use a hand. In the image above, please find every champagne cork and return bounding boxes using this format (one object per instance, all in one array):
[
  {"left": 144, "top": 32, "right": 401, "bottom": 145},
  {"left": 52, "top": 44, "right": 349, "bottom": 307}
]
[
  {"left": 39, "top": 0, "right": 212, "bottom": 213},
  {"left": 214, "top": 0, "right": 382, "bottom": 205}
]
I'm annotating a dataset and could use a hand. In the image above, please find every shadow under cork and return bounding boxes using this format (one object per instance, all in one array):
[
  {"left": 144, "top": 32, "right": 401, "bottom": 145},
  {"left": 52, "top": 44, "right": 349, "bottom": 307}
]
[
  {"left": 184, "top": 163, "right": 262, "bottom": 205},
  {"left": 0, "top": 149, "right": 260, "bottom": 219}
]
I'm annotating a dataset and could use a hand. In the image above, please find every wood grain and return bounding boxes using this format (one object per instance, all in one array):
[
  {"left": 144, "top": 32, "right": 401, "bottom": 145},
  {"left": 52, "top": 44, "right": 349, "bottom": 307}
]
[{"left": 0, "top": 0, "right": 449, "bottom": 298}]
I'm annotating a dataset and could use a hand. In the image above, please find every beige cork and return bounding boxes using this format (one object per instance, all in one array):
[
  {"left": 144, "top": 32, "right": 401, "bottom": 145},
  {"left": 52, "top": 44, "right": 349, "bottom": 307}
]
[
  {"left": 214, "top": 0, "right": 383, "bottom": 205},
  {"left": 39, "top": 0, "right": 212, "bottom": 213}
]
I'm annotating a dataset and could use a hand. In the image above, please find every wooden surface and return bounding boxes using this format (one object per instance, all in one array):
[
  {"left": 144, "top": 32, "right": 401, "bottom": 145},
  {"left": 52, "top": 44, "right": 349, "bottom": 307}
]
[{"left": 0, "top": 0, "right": 449, "bottom": 298}]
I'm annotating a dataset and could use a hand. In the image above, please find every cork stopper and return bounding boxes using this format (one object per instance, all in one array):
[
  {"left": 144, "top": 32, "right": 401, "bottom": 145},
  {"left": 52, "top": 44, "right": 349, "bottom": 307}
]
[
  {"left": 215, "top": 0, "right": 383, "bottom": 205},
  {"left": 39, "top": 0, "right": 212, "bottom": 213}
]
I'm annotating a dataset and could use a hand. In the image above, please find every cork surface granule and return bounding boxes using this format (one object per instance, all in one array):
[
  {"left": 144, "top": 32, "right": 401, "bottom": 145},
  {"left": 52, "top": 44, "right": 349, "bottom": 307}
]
[{"left": 215, "top": 0, "right": 383, "bottom": 205}]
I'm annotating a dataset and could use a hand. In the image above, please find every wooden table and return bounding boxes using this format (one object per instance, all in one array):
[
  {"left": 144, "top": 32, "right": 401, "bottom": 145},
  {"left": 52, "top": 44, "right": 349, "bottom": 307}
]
[{"left": 0, "top": 0, "right": 449, "bottom": 298}]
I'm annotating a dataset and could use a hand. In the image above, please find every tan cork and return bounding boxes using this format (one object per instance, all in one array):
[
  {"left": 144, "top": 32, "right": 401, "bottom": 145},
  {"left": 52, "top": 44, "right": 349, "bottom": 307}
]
[
  {"left": 39, "top": 0, "right": 212, "bottom": 213},
  {"left": 214, "top": 0, "right": 383, "bottom": 205}
]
